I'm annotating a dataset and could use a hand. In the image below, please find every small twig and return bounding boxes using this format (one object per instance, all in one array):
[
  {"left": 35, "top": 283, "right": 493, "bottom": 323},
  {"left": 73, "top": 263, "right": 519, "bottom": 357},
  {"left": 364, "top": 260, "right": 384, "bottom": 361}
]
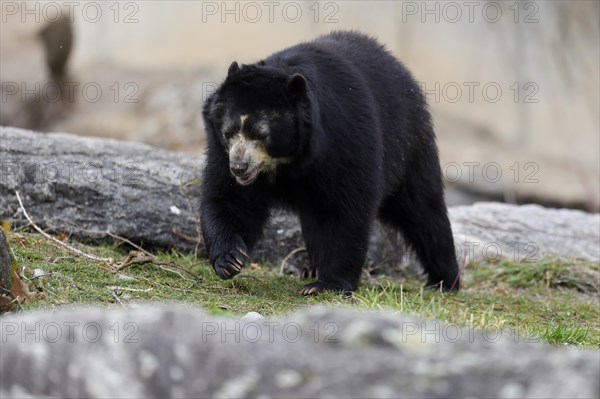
[
  {"left": 161, "top": 265, "right": 195, "bottom": 282},
  {"left": 73, "top": 228, "right": 154, "bottom": 257},
  {"left": 15, "top": 191, "right": 113, "bottom": 263},
  {"left": 172, "top": 228, "right": 202, "bottom": 244},
  {"left": 161, "top": 262, "right": 202, "bottom": 281},
  {"left": 112, "top": 250, "right": 155, "bottom": 271},
  {"left": 105, "top": 231, "right": 152, "bottom": 256},
  {"left": 13, "top": 222, "right": 33, "bottom": 232},
  {"left": 279, "top": 247, "right": 306, "bottom": 275},
  {"left": 107, "top": 286, "right": 153, "bottom": 293},
  {"left": 110, "top": 250, "right": 202, "bottom": 282},
  {"left": 110, "top": 289, "right": 127, "bottom": 310}
]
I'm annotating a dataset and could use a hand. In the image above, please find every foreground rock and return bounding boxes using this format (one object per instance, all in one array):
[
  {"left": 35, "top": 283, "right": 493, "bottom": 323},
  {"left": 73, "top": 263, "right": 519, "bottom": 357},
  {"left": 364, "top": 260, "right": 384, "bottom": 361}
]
[
  {"left": 1, "top": 128, "right": 598, "bottom": 278},
  {"left": 0, "top": 305, "right": 597, "bottom": 398}
]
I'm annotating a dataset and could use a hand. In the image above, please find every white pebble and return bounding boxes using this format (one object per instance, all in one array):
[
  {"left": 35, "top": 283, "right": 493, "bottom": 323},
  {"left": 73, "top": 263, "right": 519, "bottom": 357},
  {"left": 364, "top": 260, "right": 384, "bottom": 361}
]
[{"left": 241, "top": 312, "right": 264, "bottom": 321}]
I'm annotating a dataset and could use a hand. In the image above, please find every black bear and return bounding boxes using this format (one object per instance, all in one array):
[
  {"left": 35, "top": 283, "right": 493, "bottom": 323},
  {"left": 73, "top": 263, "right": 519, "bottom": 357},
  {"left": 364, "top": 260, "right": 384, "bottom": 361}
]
[{"left": 200, "top": 31, "right": 460, "bottom": 295}]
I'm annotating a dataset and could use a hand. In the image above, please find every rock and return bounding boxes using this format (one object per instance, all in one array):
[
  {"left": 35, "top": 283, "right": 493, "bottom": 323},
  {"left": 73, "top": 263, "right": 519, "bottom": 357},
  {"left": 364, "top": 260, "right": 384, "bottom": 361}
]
[
  {"left": 450, "top": 202, "right": 600, "bottom": 264},
  {"left": 0, "top": 305, "right": 598, "bottom": 398},
  {"left": 0, "top": 126, "right": 203, "bottom": 253}
]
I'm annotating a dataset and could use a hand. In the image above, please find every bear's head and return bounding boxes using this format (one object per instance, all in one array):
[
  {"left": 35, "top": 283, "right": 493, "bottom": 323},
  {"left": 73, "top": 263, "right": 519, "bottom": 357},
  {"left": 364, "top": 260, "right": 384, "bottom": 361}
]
[{"left": 203, "top": 61, "right": 310, "bottom": 185}]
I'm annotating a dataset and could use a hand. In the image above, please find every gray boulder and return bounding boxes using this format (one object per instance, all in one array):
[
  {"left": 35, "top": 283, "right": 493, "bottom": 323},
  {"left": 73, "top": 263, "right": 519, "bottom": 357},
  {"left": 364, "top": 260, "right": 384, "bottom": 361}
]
[
  {"left": 450, "top": 202, "right": 600, "bottom": 264},
  {"left": 0, "top": 126, "right": 203, "bottom": 252},
  {"left": 0, "top": 305, "right": 598, "bottom": 398}
]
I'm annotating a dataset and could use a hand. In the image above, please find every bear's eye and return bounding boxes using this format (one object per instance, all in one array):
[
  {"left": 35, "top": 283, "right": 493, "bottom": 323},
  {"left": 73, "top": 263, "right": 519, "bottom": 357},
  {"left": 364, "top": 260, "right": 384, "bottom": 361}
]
[
  {"left": 247, "top": 128, "right": 266, "bottom": 140},
  {"left": 247, "top": 122, "right": 269, "bottom": 141},
  {"left": 223, "top": 129, "right": 235, "bottom": 141}
]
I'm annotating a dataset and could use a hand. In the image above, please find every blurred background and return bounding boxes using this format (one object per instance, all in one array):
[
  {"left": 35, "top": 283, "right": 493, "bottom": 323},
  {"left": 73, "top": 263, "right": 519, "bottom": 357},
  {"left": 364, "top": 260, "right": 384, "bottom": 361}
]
[{"left": 1, "top": 0, "right": 599, "bottom": 210}]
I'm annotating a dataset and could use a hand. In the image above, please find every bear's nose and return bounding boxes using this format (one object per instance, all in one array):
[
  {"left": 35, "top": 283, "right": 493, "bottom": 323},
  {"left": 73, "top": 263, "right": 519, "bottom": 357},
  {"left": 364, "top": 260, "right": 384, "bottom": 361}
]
[{"left": 230, "top": 161, "right": 249, "bottom": 176}]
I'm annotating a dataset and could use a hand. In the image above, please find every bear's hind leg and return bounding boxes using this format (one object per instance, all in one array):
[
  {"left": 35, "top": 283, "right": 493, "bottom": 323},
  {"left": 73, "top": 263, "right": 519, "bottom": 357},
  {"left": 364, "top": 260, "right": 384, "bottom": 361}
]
[{"left": 379, "top": 183, "right": 461, "bottom": 292}]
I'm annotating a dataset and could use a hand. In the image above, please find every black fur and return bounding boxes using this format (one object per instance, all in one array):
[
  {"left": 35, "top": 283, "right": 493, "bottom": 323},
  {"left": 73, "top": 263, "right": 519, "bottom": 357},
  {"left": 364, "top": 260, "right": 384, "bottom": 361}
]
[{"left": 201, "top": 31, "right": 460, "bottom": 294}]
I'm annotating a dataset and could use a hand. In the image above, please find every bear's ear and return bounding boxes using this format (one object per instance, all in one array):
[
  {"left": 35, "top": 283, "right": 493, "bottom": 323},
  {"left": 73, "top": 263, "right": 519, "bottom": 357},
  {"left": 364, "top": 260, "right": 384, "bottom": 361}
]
[
  {"left": 228, "top": 61, "right": 240, "bottom": 76},
  {"left": 286, "top": 74, "right": 307, "bottom": 99}
]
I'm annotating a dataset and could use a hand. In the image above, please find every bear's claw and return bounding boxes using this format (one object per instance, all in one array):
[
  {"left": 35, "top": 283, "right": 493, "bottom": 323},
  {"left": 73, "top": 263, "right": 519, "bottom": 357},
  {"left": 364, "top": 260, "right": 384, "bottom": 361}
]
[
  {"left": 300, "top": 267, "right": 317, "bottom": 279},
  {"left": 214, "top": 249, "right": 248, "bottom": 280}
]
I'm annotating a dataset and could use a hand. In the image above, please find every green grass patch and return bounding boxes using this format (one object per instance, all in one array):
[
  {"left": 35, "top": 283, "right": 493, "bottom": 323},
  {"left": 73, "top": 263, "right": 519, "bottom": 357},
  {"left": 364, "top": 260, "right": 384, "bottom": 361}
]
[{"left": 5, "top": 231, "right": 599, "bottom": 348}]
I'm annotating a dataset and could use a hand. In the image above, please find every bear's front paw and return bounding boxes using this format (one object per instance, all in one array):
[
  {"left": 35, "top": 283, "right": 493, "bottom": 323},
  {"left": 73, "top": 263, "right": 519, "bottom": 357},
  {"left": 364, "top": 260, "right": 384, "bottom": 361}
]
[
  {"left": 300, "top": 280, "right": 354, "bottom": 297},
  {"left": 213, "top": 243, "right": 249, "bottom": 280}
]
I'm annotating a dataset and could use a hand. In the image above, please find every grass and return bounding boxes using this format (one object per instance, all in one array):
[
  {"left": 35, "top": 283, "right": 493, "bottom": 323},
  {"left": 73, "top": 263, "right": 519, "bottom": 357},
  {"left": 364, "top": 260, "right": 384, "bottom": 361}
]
[{"left": 4, "top": 230, "right": 599, "bottom": 348}]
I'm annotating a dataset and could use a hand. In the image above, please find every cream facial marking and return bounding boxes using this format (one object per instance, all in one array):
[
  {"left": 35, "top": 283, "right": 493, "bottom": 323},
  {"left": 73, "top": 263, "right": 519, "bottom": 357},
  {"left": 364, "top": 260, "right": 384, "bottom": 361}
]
[
  {"left": 228, "top": 133, "right": 268, "bottom": 185},
  {"left": 224, "top": 113, "right": 288, "bottom": 185},
  {"left": 240, "top": 114, "right": 249, "bottom": 132},
  {"left": 229, "top": 134, "right": 248, "bottom": 160}
]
